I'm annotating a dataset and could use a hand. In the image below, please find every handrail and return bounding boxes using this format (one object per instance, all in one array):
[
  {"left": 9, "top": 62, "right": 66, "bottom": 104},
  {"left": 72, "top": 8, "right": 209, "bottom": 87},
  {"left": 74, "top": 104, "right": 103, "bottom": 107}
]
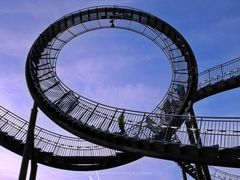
[
  {"left": 3, "top": 104, "right": 240, "bottom": 149},
  {"left": 57, "top": 5, "right": 158, "bottom": 22},
  {"left": 26, "top": 5, "right": 197, "bottom": 140},
  {"left": 210, "top": 166, "right": 240, "bottom": 180},
  {"left": 199, "top": 57, "right": 240, "bottom": 75},
  {"left": 0, "top": 106, "right": 118, "bottom": 157},
  {"left": 22, "top": 5, "right": 240, "bottom": 176},
  {"left": 198, "top": 57, "right": 240, "bottom": 89}
]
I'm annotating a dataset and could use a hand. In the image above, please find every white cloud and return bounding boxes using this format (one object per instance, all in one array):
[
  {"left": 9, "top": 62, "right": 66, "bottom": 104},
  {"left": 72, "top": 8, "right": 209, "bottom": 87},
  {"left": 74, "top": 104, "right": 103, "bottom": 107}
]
[
  {"left": 57, "top": 53, "right": 168, "bottom": 111},
  {"left": 82, "top": 83, "right": 163, "bottom": 111},
  {"left": 57, "top": 55, "right": 128, "bottom": 86}
]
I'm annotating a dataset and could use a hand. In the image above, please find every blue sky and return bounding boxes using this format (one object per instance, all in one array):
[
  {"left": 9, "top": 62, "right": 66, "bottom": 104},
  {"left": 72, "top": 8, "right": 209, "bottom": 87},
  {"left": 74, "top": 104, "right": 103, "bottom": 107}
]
[{"left": 0, "top": 0, "right": 240, "bottom": 179}]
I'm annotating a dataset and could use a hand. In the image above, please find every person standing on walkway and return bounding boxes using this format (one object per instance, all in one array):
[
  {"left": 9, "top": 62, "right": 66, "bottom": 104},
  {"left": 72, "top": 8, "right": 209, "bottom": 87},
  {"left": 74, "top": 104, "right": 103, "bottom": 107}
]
[{"left": 118, "top": 111, "right": 125, "bottom": 134}]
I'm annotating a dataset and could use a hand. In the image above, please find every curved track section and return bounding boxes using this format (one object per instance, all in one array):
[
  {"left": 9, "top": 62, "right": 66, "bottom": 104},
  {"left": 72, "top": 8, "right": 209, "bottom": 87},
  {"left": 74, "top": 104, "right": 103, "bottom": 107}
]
[
  {"left": 209, "top": 167, "right": 240, "bottom": 180},
  {"left": 26, "top": 5, "right": 197, "bottom": 140},
  {"left": 25, "top": 5, "right": 198, "bottom": 174},
  {"left": 0, "top": 57, "right": 239, "bottom": 176},
  {"left": 0, "top": 106, "right": 140, "bottom": 171},
  {"left": 196, "top": 57, "right": 240, "bottom": 101},
  {"left": 2, "top": 107, "right": 240, "bottom": 179},
  {"left": 0, "top": 5, "right": 238, "bottom": 179},
  {"left": 0, "top": 105, "right": 205, "bottom": 178},
  {"left": 24, "top": 6, "right": 240, "bottom": 167},
  {"left": 183, "top": 57, "right": 240, "bottom": 178},
  {"left": 0, "top": 105, "right": 239, "bottom": 174}
]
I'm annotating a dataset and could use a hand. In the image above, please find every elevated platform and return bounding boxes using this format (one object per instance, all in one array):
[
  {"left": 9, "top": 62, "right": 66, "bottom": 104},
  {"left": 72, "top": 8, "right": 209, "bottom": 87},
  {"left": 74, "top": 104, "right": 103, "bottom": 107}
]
[
  {"left": 0, "top": 106, "right": 140, "bottom": 170},
  {"left": 1, "top": 5, "right": 239, "bottom": 180}
]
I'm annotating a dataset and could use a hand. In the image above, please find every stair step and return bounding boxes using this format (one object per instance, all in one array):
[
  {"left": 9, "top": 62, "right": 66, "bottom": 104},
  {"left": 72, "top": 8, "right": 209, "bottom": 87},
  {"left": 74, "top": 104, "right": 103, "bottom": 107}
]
[
  {"left": 125, "top": 136, "right": 138, "bottom": 148},
  {"left": 198, "top": 145, "right": 219, "bottom": 159},
  {"left": 35, "top": 147, "right": 42, "bottom": 152},
  {"left": 165, "top": 143, "right": 180, "bottom": 154},
  {"left": 0, "top": 131, "right": 7, "bottom": 136},
  {"left": 68, "top": 119, "right": 79, "bottom": 126},
  {"left": 0, "top": 131, "right": 8, "bottom": 140},
  {"left": 88, "top": 126, "right": 96, "bottom": 135},
  {"left": 236, "top": 76, "right": 240, "bottom": 82},
  {"left": 3, "top": 134, "right": 12, "bottom": 142},
  {"left": 115, "top": 135, "right": 126, "bottom": 145},
  {"left": 136, "top": 139, "right": 151, "bottom": 150},
  {"left": 40, "top": 151, "right": 54, "bottom": 163},
  {"left": 149, "top": 140, "right": 165, "bottom": 153},
  {"left": 214, "top": 80, "right": 226, "bottom": 89},
  {"left": 51, "top": 154, "right": 65, "bottom": 164},
  {"left": 180, "top": 144, "right": 198, "bottom": 156},
  {"left": 219, "top": 147, "right": 240, "bottom": 159},
  {"left": 203, "top": 85, "right": 214, "bottom": 92},
  {"left": 106, "top": 132, "right": 117, "bottom": 143},
  {"left": 95, "top": 130, "right": 107, "bottom": 140},
  {"left": 226, "top": 76, "right": 237, "bottom": 85},
  {"left": 76, "top": 123, "right": 85, "bottom": 132},
  {"left": 11, "top": 139, "right": 25, "bottom": 149},
  {"left": 188, "top": 168, "right": 195, "bottom": 173},
  {"left": 32, "top": 148, "right": 41, "bottom": 158},
  {"left": 197, "top": 89, "right": 206, "bottom": 96}
]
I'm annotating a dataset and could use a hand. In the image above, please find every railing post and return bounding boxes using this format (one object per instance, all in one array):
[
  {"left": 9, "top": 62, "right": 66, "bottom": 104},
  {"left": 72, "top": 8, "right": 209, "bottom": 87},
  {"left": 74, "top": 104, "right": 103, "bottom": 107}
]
[
  {"left": 220, "top": 65, "right": 224, "bottom": 79},
  {"left": 18, "top": 103, "right": 38, "bottom": 180},
  {"left": 208, "top": 69, "right": 211, "bottom": 84},
  {"left": 53, "top": 135, "right": 61, "bottom": 154},
  {"left": 106, "top": 109, "right": 118, "bottom": 132},
  {"left": 163, "top": 117, "right": 170, "bottom": 142},
  {"left": 14, "top": 121, "right": 28, "bottom": 138},
  {"left": 137, "top": 114, "right": 145, "bottom": 137},
  {"left": 197, "top": 117, "right": 203, "bottom": 147}
]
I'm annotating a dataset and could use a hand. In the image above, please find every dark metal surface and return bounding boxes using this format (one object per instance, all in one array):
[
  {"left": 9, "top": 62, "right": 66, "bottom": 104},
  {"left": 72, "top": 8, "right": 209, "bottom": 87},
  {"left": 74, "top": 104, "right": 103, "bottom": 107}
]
[
  {"left": 19, "top": 103, "right": 38, "bottom": 180},
  {"left": 0, "top": 5, "right": 238, "bottom": 179},
  {"left": 196, "top": 57, "right": 240, "bottom": 101},
  {"left": 23, "top": 6, "right": 240, "bottom": 168},
  {"left": 0, "top": 105, "right": 140, "bottom": 170},
  {"left": 0, "top": 54, "right": 240, "bottom": 175},
  {"left": 26, "top": 6, "right": 197, "bottom": 141},
  {"left": 198, "top": 57, "right": 240, "bottom": 89}
]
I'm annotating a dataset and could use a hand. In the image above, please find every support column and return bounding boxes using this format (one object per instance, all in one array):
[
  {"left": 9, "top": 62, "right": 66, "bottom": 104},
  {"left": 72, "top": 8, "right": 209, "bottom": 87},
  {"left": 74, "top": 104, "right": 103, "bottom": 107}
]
[
  {"left": 182, "top": 169, "right": 188, "bottom": 180},
  {"left": 29, "top": 160, "right": 38, "bottom": 180},
  {"left": 195, "top": 164, "right": 204, "bottom": 180},
  {"left": 187, "top": 108, "right": 211, "bottom": 180},
  {"left": 18, "top": 103, "right": 38, "bottom": 180}
]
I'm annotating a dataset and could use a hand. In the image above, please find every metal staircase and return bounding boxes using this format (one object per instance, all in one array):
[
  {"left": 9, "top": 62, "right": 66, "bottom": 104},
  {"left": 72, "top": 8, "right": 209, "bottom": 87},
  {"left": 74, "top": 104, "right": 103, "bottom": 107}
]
[
  {"left": 0, "top": 105, "right": 140, "bottom": 170},
  {"left": 0, "top": 5, "right": 239, "bottom": 180}
]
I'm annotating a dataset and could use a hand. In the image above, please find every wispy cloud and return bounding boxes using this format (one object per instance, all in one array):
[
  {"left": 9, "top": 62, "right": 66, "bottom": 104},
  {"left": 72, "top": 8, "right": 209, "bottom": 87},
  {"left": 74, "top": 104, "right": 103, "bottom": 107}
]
[
  {"left": 0, "top": 29, "right": 32, "bottom": 58},
  {"left": 0, "top": 148, "right": 22, "bottom": 180},
  {"left": 0, "top": 72, "right": 32, "bottom": 116},
  {"left": 56, "top": 28, "right": 170, "bottom": 112},
  {"left": 57, "top": 54, "right": 168, "bottom": 111},
  {"left": 82, "top": 83, "right": 162, "bottom": 111}
]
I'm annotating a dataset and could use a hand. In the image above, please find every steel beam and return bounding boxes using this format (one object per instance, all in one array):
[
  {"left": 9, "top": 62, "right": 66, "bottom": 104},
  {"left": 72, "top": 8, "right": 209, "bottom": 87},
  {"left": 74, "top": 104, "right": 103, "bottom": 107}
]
[{"left": 18, "top": 103, "right": 38, "bottom": 180}]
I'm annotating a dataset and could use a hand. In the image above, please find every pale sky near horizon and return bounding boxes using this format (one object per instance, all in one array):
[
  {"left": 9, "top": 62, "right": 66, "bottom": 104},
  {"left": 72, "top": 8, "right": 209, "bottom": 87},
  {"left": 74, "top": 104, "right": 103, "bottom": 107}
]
[{"left": 0, "top": 0, "right": 240, "bottom": 179}]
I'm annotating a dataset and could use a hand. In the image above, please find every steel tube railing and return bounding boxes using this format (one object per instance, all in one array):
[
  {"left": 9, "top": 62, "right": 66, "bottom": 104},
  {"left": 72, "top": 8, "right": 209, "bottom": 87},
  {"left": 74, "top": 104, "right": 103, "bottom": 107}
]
[
  {"left": 1, "top": 105, "right": 240, "bottom": 150},
  {"left": 198, "top": 57, "right": 240, "bottom": 89},
  {"left": 0, "top": 106, "right": 118, "bottom": 157}
]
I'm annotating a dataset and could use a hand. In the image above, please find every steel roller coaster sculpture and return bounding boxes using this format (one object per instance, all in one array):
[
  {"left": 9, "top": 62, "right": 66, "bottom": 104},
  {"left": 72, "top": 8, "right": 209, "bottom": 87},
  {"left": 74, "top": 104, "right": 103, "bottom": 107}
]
[{"left": 0, "top": 6, "right": 239, "bottom": 180}]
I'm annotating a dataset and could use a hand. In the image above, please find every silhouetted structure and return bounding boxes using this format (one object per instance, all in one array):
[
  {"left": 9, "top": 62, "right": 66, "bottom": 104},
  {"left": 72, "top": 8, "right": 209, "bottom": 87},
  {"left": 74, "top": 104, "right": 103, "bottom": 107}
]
[{"left": 0, "top": 6, "right": 239, "bottom": 180}]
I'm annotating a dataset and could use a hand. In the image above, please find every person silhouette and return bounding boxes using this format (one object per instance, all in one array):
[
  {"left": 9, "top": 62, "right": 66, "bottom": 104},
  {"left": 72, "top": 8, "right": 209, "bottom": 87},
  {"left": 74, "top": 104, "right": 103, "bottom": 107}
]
[{"left": 118, "top": 111, "right": 125, "bottom": 134}]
